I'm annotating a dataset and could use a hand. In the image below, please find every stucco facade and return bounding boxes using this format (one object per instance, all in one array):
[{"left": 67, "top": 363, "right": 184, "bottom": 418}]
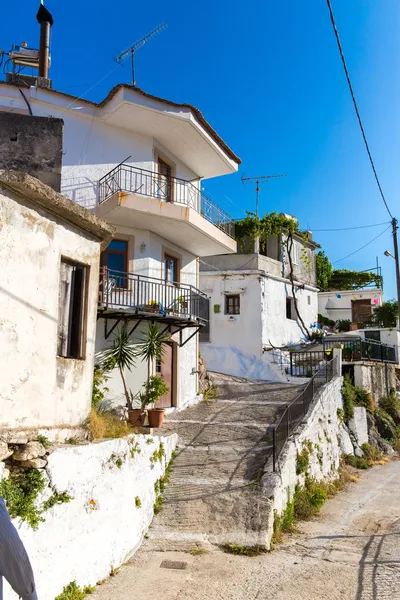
[
  {"left": 0, "top": 171, "right": 113, "bottom": 432},
  {"left": 318, "top": 288, "right": 383, "bottom": 323},
  {"left": 200, "top": 266, "right": 318, "bottom": 380}
]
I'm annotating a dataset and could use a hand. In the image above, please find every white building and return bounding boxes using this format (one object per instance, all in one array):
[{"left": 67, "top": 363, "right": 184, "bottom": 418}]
[
  {"left": 0, "top": 82, "right": 240, "bottom": 410},
  {"left": 199, "top": 232, "right": 319, "bottom": 380},
  {"left": 318, "top": 288, "right": 384, "bottom": 327},
  {"left": 0, "top": 168, "right": 113, "bottom": 435}
]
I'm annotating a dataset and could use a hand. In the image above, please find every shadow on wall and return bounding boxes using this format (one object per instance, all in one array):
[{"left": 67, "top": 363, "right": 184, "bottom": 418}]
[{"left": 200, "top": 345, "right": 286, "bottom": 382}]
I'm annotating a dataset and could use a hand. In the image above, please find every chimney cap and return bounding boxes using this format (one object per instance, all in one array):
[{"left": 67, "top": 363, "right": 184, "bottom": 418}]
[{"left": 36, "top": 4, "right": 54, "bottom": 26}]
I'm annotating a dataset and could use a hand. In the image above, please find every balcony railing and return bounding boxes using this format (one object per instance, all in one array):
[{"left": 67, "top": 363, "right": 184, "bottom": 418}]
[
  {"left": 98, "top": 268, "right": 209, "bottom": 326},
  {"left": 323, "top": 337, "right": 397, "bottom": 364},
  {"left": 98, "top": 163, "right": 235, "bottom": 238}
]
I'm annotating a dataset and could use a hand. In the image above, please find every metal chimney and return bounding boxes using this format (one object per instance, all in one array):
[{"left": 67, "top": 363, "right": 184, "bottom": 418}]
[{"left": 36, "top": 3, "right": 54, "bottom": 79}]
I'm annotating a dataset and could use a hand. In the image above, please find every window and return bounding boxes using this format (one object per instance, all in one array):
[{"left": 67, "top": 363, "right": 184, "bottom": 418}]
[
  {"left": 225, "top": 294, "right": 240, "bottom": 315},
  {"left": 164, "top": 254, "right": 179, "bottom": 284},
  {"left": 291, "top": 242, "right": 299, "bottom": 265},
  {"left": 308, "top": 295, "right": 311, "bottom": 306},
  {"left": 57, "top": 259, "right": 88, "bottom": 359},
  {"left": 158, "top": 157, "right": 173, "bottom": 202},
  {"left": 286, "top": 297, "right": 296, "bottom": 320},
  {"left": 101, "top": 239, "right": 128, "bottom": 287},
  {"left": 365, "top": 331, "right": 381, "bottom": 342}
]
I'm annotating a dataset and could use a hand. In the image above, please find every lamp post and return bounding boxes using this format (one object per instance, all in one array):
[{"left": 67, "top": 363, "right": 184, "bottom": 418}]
[{"left": 384, "top": 217, "right": 400, "bottom": 327}]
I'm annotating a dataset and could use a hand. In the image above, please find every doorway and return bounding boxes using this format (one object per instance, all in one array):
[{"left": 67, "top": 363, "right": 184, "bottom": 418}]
[
  {"left": 155, "top": 342, "right": 175, "bottom": 408},
  {"left": 158, "top": 157, "right": 173, "bottom": 202},
  {"left": 352, "top": 300, "right": 372, "bottom": 324}
]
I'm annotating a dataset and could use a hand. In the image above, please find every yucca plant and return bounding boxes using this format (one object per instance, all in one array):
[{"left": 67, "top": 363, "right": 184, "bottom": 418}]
[
  {"left": 101, "top": 327, "right": 137, "bottom": 409},
  {"left": 137, "top": 322, "right": 171, "bottom": 404}
]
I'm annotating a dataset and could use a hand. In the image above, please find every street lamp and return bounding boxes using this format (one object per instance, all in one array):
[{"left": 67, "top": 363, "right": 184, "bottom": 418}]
[{"left": 384, "top": 250, "right": 395, "bottom": 259}]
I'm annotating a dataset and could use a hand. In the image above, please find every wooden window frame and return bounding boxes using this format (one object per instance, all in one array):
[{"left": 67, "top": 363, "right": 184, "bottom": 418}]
[
  {"left": 162, "top": 249, "right": 181, "bottom": 286},
  {"left": 155, "top": 151, "right": 175, "bottom": 203},
  {"left": 225, "top": 294, "right": 240, "bottom": 315},
  {"left": 57, "top": 257, "right": 89, "bottom": 360}
]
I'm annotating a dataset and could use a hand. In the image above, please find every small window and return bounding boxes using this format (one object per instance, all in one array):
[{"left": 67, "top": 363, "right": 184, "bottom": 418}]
[
  {"left": 155, "top": 359, "right": 162, "bottom": 373},
  {"left": 365, "top": 330, "right": 381, "bottom": 342},
  {"left": 57, "top": 259, "right": 88, "bottom": 359},
  {"left": 102, "top": 239, "right": 128, "bottom": 287},
  {"left": 291, "top": 242, "right": 299, "bottom": 265},
  {"left": 164, "top": 254, "right": 179, "bottom": 284},
  {"left": 286, "top": 297, "right": 296, "bottom": 320},
  {"left": 225, "top": 294, "right": 240, "bottom": 315},
  {"left": 308, "top": 295, "right": 311, "bottom": 306}
]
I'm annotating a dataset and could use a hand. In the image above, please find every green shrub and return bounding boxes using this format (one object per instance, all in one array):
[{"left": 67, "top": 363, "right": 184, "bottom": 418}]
[
  {"left": 335, "top": 319, "right": 351, "bottom": 332},
  {"left": 361, "top": 443, "right": 382, "bottom": 462},
  {"left": 55, "top": 581, "right": 95, "bottom": 600},
  {"left": 43, "top": 491, "right": 73, "bottom": 511},
  {"left": 36, "top": 434, "right": 51, "bottom": 449},
  {"left": 379, "top": 390, "right": 400, "bottom": 424},
  {"left": 374, "top": 408, "right": 397, "bottom": 440},
  {"left": 0, "top": 469, "right": 46, "bottom": 529},
  {"left": 354, "top": 388, "right": 374, "bottom": 413},
  {"left": 344, "top": 454, "right": 369, "bottom": 470},
  {"left": 337, "top": 408, "right": 344, "bottom": 424},
  {"left": 296, "top": 447, "right": 310, "bottom": 475},
  {"left": 293, "top": 480, "right": 327, "bottom": 521},
  {"left": 341, "top": 374, "right": 356, "bottom": 421}
]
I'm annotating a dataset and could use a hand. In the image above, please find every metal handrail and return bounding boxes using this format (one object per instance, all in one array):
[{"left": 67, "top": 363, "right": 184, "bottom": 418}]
[
  {"left": 272, "top": 357, "right": 337, "bottom": 471},
  {"left": 98, "top": 163, "right": 235, "bottom": 238},
  {"left": 323, "top": 336, "right": 397, "bottom": 364}
]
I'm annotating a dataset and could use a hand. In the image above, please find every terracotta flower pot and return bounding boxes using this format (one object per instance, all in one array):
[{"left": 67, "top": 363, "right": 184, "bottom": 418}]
[
  {"left": 128, "top": 409, "right": 145, "bottom": 426},
  {"left": 147, "top": 408, "right": 165, "bottom": 428}
]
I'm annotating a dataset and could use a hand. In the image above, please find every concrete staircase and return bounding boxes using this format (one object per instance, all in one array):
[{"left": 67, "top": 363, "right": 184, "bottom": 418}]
[{"left": 146, "top": 376, "right": 303, "bottom": 550}]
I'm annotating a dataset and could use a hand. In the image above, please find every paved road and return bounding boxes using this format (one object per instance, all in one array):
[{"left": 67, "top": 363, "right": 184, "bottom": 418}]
[{"left": 92, "top": 459, "right": 400, "bottom": 600}]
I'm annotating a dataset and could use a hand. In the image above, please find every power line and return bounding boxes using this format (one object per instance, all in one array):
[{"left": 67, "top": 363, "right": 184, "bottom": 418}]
[
  {"left": 333, "top": 225, "right": 391, "bottom": 264},
  {"left": 310, "top": 221, "right": 390, "bottom": 232},
  {"left": 326, "top": 0, "right": 393, "bottom": 220}
]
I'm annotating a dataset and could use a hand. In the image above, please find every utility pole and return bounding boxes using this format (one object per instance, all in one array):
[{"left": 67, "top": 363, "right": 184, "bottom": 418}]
[{"left": 391, "top": 218, "right": 400, "bottom": 327}]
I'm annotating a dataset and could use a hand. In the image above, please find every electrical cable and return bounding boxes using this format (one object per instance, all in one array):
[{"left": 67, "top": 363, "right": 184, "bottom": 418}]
[
  {"left": 310, "top": 221, "right": 390, "bottom": 232},
  {"left": 333, "top": 225, "right": 391, "bottom": 265},
  {"left": 326, "top": 0, "right": 393, "bottom": 219},
  {"left": 64, "top": 63, "right": 123, "bottom": 110}
]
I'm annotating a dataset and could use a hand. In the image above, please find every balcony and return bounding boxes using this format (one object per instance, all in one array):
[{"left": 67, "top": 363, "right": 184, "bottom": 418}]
[
  {"left": 97, "top": 164, "right": 237, "bottom": 256},
  {"left": 98, "top": 268, "right": 209, "bottom": 343}
]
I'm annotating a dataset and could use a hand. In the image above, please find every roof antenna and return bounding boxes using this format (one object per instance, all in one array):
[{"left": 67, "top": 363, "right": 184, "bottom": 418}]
[
  {"left": 115, "top": 24, "right": 167, "bottom": 86},
  {"left": 241, "top": 173, "right": 286, "bottom": 217}
]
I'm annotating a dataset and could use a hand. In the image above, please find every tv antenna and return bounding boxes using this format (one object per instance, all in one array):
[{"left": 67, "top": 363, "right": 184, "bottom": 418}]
[
  {"left": 115, "top": 23, "right": 167, "bottom": 86},
  {"left": 241, "top": 173, "right": 286, "bottom": 216}
]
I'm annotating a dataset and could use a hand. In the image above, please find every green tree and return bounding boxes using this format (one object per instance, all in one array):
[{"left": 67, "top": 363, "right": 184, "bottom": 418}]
[
  {"left": 372, "top": 300, "right": 398, "bottom": 328},
  {"left": 137, "top": 323, "right": 171, "bottom": 400},
  {"left": 328, "top": 269, "right": 382, "bottom": 290},
  {"left": 316, "top": 251, "right": 332, "bottom": 290}
]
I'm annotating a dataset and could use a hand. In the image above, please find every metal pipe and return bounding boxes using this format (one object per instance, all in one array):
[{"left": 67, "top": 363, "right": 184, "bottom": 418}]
[{"left": 36, "top": 4, "right": 54, "bottom": 79}]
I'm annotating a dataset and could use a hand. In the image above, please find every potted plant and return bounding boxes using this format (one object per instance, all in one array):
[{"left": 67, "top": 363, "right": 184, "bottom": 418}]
[
  {"left": 141, "top": 375, "right": 170, "bottom": 428},
  {"left": 137, "top": 322, "right": 171, "bottom": 427},
  {"left": 176, "top": 295, "right": 188, "bottom": 311},
  {"left": 145, "top": 300, "right": 162, "bottom": 314},
  {"left": 101, "top": 327, "right": 141, "bottom": 425}
]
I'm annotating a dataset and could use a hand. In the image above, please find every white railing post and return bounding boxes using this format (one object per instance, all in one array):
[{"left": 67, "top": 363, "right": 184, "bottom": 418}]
[{"left": 332, "top": 345, "right": 343, "bottom": 377}]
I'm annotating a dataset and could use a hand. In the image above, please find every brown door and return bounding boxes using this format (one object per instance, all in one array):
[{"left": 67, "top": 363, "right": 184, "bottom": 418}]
[
  {"left": 352, "top": 300, "right": 372, "bottom": 324},
  {"left": 158, "top": 158, "right": 172, "bottom": 202},
  {"left": 155, "top": 343, "right": 173, "bottom": 408}
]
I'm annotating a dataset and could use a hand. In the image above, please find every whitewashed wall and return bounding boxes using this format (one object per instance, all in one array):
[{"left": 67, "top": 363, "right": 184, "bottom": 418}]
[
  {"left": 200, "top": 271, "right": 318, "bottom": 380},
  {"left": 262, "top": 376, "right": 344, "bottom": 549},
  {"left": 3, "top": 433, "right": 177, "bottom": 600},
  {"left": 0, "top": 186, "right": 100, "bottom": 430}
]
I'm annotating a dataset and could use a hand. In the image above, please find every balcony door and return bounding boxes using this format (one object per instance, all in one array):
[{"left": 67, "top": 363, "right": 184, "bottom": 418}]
[
  {"left": 155, "top": 343, "right": 174, "bottom": 408},
  {"left": 158, "top": 157, "right": 173, "bottom": 202}
]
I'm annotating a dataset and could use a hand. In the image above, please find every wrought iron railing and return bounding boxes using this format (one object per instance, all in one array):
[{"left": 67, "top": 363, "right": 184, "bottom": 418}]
[
  {"left": 323, "top": 337, "right": 397, "bottom": 364},
  {"left": 272, "top": 358, "right": 338, "bottom": 471},
  {"left": 289, "top": 350, "right": 333, "bottom": 377},
  {"left": 98, "top": 268, "right": 209, "bottom": 325},
  {"left": 98, "top": 163, "right": 235, "bottom": 238}
]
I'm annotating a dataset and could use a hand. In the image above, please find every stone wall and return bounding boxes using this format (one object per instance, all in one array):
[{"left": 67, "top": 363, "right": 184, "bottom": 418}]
[
  {"left": 354, "top": 362, "right": 397, "bottom": 402},
  {"left": 2, "top": 433, "right": 177, "bottom": 600},
  {"left": 0, "top": 113, "right": 63, "bottom": 191}
]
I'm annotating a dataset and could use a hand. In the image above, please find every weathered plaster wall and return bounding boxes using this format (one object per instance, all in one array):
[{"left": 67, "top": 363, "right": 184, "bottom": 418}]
[
  {"left": 2, "top": 433, "right": 177, "bottom": 600},
  {"left": 0, "top": 186, "right": 100, "bottom": 430},
  {"left": 199, "top": 270, "right": 318, "bottom": 380},
  {"left": 0, "top": 113, "right": 63, "bottom": 191},
  {"left": 262, "top": 376, "right": 344, "bottom": 548}
]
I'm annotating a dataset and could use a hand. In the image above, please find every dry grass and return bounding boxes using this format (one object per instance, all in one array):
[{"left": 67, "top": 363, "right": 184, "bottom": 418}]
[{"left": 90, "top": 409, "right": 131, "bottom": 440}]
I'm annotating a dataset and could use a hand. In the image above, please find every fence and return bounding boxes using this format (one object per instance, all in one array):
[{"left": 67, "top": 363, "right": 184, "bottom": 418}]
[
  {"left": 323, "top": 337, "right": 396, "bottom": 364},
  {"left": 98, "top": 163, "right": 235, "bottom": 238},
  {"left": 289, "top": 349, "right": 333, "bottom": 377},
  {"left": 272, "top": 357, "right": 338, "bottom": 471},
  {"left": 98, "top": 268, "right": 209, "bottom": 325}
]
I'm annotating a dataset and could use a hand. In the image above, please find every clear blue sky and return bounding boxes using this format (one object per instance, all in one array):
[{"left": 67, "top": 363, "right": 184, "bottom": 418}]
[{"left": 3, "top": 1, "right": 400, "bottom": 298}]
